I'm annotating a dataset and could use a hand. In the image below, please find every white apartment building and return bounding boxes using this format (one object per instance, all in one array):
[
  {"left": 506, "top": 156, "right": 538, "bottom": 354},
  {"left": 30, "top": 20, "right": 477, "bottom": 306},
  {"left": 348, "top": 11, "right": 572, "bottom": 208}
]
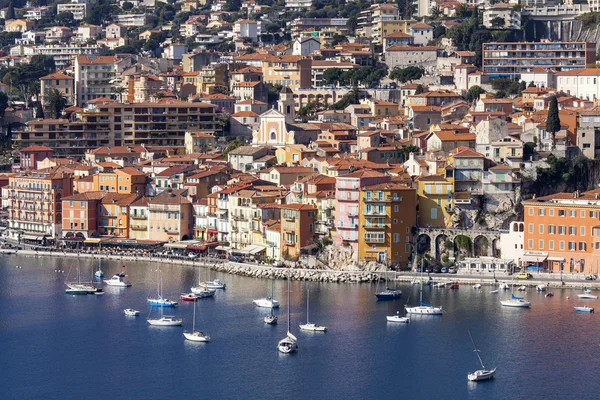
[
  {"left": 74, "top": 55, "right": 119, "bottom": 106},
  {"left": 556, "top": 69, "right": 600, "bottom": 101},
  {"left": 285, "top": 0, "right": 312, "bottom": 9},
  {"left": 114, "top": 14, "right": 150, "bottom": 27},
  {"left": 483, "top": 4, "right": 521, "bottom": 30},
  {"left": 57, "top": 1, "right": 89, "bottom": 20},
  {"left": 24, "top": 6, "right": 53, "bottom": 20},
  {"left": 33, "top": 44, "right": 98, "bottom": 68},
  {"left": 234, "top": 20, "right": 259, "bottom": 41}
]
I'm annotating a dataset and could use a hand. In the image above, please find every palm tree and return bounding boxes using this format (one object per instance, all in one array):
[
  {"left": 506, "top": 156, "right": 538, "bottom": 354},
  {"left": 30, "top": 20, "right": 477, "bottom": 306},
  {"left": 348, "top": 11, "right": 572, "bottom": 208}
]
[
  {"left": 113, "top": 86, "right": 127, "bottom": 103},
  {"left": 46, "top": 89, "right": 67, "bottom": 119}
]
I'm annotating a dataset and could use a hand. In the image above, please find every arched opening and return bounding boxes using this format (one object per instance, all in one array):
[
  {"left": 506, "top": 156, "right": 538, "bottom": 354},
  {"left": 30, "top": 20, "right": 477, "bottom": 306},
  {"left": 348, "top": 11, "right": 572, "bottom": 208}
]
[
  {"left": 417, "top": 234, "right": 431, "bottom": 255},
  {"left": 492, "top": 238, "right": 501, "bottom": 258},
  {"left": 519, "top": 223, "right": 524, "bottom": 232},
  {"left": 454, "top": 235, "right": 473, "bottom": 261},
  {"left": 286, "top": 105, "right": 291, "bottom": 114},
  {"left": 182, "top": 234, "right": 191, "bottom": 241},
  {"left": 270, "top": 131, "right": 277, "bottom": 141},
  {"left": 473, "top": 236, "right": 489, "bottom": 257},
  {"left": 435, "top": 234, "right": 449, "bottom": 264}
]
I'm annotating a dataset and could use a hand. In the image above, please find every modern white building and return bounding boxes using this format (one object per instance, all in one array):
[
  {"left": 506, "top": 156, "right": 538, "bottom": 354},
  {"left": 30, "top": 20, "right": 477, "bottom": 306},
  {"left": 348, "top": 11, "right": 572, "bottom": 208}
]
[
  {"left": 285, "top": 0, "right": 312, "bottom": 9},
  {"left": 500, "top": 221, "right": 525, "bottom": 265},
  {"left": 483, "top": 4, "right": 521, "bottom": 30},
  {"left": 292, "top": 37, "right": 320, "bottom": 55},
  {"left": 57, "top": 0, "right": 89, "bottom": 21},
  {"left": 556, "top": 68, "right": 600, "bottom": 101},
  {"left": 114, "top": 13, "right": 150, "bottom": 27},
  {"left": 33, "top": 44, "right": 99, "bottom": 67},
  {"left": 234, "top": 19, "right": 259, "bottom": 41},
  {"left": 74, "top": 55, "right": 119, "bottom": 106}
]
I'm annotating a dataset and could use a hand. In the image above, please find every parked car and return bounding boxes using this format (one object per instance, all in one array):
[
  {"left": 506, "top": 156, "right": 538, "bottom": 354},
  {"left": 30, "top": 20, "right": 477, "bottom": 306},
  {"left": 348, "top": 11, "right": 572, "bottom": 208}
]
[
  {"left": 433, "top": 267, "right": 441, "bottom": 273},
  {"left": 585, "top": 274, "right": 598, "bottom": 280},
  {"left": 229, "top": 256, "right": 242, "bottom": 263},
  {"left": 273, "top": 261, "right": 285, "bottom": 267},
  {"left": 441, "top": 267, "right": 448, "bottom": 273},
  {"left": 448, "top": 267, "right": 456, "bottom": 274},
  {"left": 424, "top": 267, "right": 433, "bottom": 273},
  {"left": 517, "top": 272, "right": 533, "bottom": 279},
  {"left": 416, "top": 267, "right": 422, "bottom": 272}
]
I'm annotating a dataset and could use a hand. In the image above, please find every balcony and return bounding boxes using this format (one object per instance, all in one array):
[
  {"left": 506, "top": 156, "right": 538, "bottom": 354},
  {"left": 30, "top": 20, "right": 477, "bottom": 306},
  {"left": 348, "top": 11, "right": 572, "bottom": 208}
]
[
  {"left": 131, "top": 225, "right": 147, "bottom": 231},
  {"left": 363, "top": 197, "right": 390, "bottom": 203},
  {"left": 284, "top": 240, "right": 295, "bottom": 246},
  {"left": 131, "top": 214, "right": 147, "bottom": 220},
  {"left": 363, "top": 223, "right": 386, "bottom": 230},
  {"left": 232, "top": 214, "right": 247, "bottom": 221},
  {"left": 364, "top": 236, "right": 385, "bottom": 244},
  {"left": 283, "top": 215, "right": 296, "bottom": 222},
  {"left": 363, "top": 210, "right": 387, "bottom": 216},
  {"left": 346, "top": 209, "right": 359, "bottom": 217},
  {"left": 163, "top": 228, "right": 180, "bottom": 234}
]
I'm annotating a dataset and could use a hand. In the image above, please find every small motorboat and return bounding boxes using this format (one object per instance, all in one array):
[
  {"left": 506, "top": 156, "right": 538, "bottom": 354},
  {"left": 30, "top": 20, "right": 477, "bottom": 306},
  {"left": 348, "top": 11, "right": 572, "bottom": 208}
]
[
  {"left": 577, "top": 293, "right": 598, "bottom": 299},
  {"left": 500, "top": 282, "right": 509, "bottom": 290},
  {"left": 386, "top": 311, "right": 410, "bottom": 323},
  {"left": 375, "top": 287, "right": 402, "bottom": 300},
  {"left": 190, "top": 286, "right": 216, "bottom": 298},
  {"left": 448, "top": 283, "right": 459, "bottom": 290},
  {"left": 201, "top": 279, "right": 226, "bottom": 289},
  {"left": 181, "top": 293, "right": 198, "bottom": 301},
  {"left": 518, "top": 286, "right": 527, "bottom": 292},
  {"left": 575, "top": 306, "right": 594, "bottom": 313},
  {"left": 147, "top": 297, "right": 178, "bottom": 307},
  {"left": 411, "top": 280, "right": 420, "bottom": 285},
  {"left": 124, "top": 309, "right": 140, "bottom": 316},
  {"left": 253, "top": 297, "right": 280, "bottom": 308},
  {"left": 473, "top": 284, "right": 482, "bottom": 290},
  {"left": 299, "top": 322, "right": 328, "bottom": 332},
  {"left": 490, "top": 290, "right": 499, "bottom": 294},
  {"left": 264, "top": 313, "right": 278, "bottom": 325},
  {"left": 536, "top": 284, "right": 547, "bottom": 292},
  {"left": 545, "top": 292, "right": 554, "bottom": 297},
  {"left": 435, "top": 282, "right": 446, "bottom": 288},
  {"left": 104, "top": 272, "right": 131, "bottom": 287},
  {"left": 95, "top": 270, "right": 104, "bottom": 278},
  {"left": 147, "top": 316, "right": 183, "bottom": 326}
]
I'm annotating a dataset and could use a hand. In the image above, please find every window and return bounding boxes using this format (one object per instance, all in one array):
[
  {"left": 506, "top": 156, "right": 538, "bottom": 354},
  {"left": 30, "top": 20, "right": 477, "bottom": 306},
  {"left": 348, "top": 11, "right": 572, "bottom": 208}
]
[
  {"left": 581, "top": 226, "right": 586, "bottom": 236},
  {"left": 568, "top": 242, "right": 576, "bottom": 251},
  {"left": 558, "top": 226, "right": 566, "bottom": 234},
  {"left": 550, "top": 209, "right": 554, "bottom": 216},
  {"left": 528, "top": 239, "right": 533, "bottom": 249},
  {"left": 591, "top": 211, "right": 598, "bottom": 218},
  {"left": 579, "top": 242, "right": 586, "bottom": 251},
  {"left": 581, "top": 210, "right": 586, "bottom": 218},
  {"left": 528, "top": 224, "right": 533, "bottom": 233},
  {"left": 549, "top": 240, "right": 554, "bottom": 250},
  {"left": 394, "top": 205, "right": 399, "bottom": 212},
  {"left": 431, "top": 208, "right": 437, "bottom": 219},
  {"left": 393, "top": 233, "right": 400, "bottom": 243},
  {"left": 539, "top": 225, "right": 544, "bottom": 234},
  {"left": 548, "top": 225, "right": 556, "bottom": 234},
  {"left": 560, "top": 241, "right": 565, "bottom": 250},
  {"left": 405, "top": 244, "right": 410, "bottom": 253},
  {"left": 538, "top": 209, "right": 545, "bottom": 216},
  {"left": 569, "top": 210, "right": 576, "bottom": 217},
  {"left": 569, "top": 226, "right": 576, "bottom": 235},
  {"left": 528, "top": 208, "right": 533, "bottom": 215},
  {"left": 539, "top": 240, "right": 544, "bottom": 249},
  {"left": 558, "top": 209, "right": 566, "bottom": 216}
]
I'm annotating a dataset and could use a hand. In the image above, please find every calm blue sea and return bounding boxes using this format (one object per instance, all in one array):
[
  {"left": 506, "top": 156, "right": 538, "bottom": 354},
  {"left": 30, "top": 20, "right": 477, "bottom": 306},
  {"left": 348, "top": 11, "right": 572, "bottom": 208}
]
[{"left": 1, "top": 255, "right": 599, "bottom": 400}]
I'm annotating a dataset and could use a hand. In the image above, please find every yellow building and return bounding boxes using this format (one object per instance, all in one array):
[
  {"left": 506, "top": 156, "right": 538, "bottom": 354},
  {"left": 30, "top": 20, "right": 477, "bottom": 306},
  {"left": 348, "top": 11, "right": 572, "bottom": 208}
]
[
  {"left": 358, "top": 183, "right": 416, "bottom": 268},
  {"left": 184, "top": 131, "right": 216, "bottom": 154},
  {"left": 261, "top": 56, "right": 312, "bottom": 89},
  {"left": 40, "top": 72, "right": 74, "bottom": 106},
  {"left": 98, "top": 193, "right": 138, "bottom": 238},
  {"left": 374, "top": 20, "right": 413, "bottom": 44},
  {"left": 415, "top": 174, "right": 455, "bottom": 228},
  {"left": 275, "top": 144, "right": 317, "bottom": 166},
  {"left": 5, "top": 19, "right": 35, "bottom": 33}
]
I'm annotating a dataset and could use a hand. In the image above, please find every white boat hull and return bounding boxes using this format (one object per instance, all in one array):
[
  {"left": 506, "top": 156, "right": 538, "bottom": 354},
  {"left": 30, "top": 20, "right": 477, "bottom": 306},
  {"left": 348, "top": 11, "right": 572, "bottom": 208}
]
[
  {"left": 386, "top": 315, "right": 410, "bottom": 323},
  {"left": 190, "top": 286, "right": 216, "bottom": 297},
  {"left": 468, "top": 368, "right": 496, "bottom": 382},
  {"left": 577, "top": 294, "right": 598, "bottom": 299},
  {"left": 124, "top": 309, "right": 140, "bottom": 316},
  {"left": 184, "top": 331, "right": 211, "bottom": 342},
  {"left": 147, "top": 317, "right": 182, "bottom": 326},
  {"left": 299, "top": 323, "right": 327, "bottom": 331},
  {"left": 405, "top": 306, "right": 443, "bottom": 315},
  {"left": 277, "top": 337, "right": 298, "bottom": 353},
  {"left": 473, "top": 284, "right": 482, "bottom": 289},
  {"left": 253, "top": 298, "right": 280, "bottom": 308},
  {"left": 575, "top": 306, "right": 594, "bottom": 313},
  {"left": 490, "top": 290, "right": 499, "bottom": 294},
  {"left": 501, "top": 299, "right": 531, "bottom": 308},
  {"left": 264, "top": 315, "right": 278, "bottom": 324}
]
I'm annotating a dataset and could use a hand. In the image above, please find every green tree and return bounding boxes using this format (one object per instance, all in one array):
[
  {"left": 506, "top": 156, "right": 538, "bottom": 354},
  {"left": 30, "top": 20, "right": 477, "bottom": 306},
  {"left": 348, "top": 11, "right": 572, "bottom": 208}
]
[
  {"left": 389, "top": 66, "right": 424, "bottom": 83},
  {"left": 46, "top": 89, "right": 67, "bottom": 119},
  {"left": 546, "top": 96, "right": 561, "bottom": 150},
  {"left": 322, "top": 68, "right": 342, "bottom": 86},
  {"left": 122, "top": 1, "right": 133, "bottom": 10},
  {"left": 415, "top": 84, "right": 425, "bottom": 94},
  {"left": 225, "top": 0, "right": 241, "bottom": 11},
  {"left": 490, "top": 17, "right": 505, "bottom": 28},
  {"left": 6, "top": 1, "right": 14, "bottom": 19},
  {"left": 113, "top": 86, "right": 127, "bottom": 102},
  {"left": 56, "top": 12, "right": 74, "bottom": 26},
  {"left": 0, "top": 92, "right": 8, "bottom": 119},
  {"left": 223, "top": 139, "right": 241, "bottom": 159},
  {"left": 466, "top": 85, "right": 484, "bottom": 102},
  {"left": 400, "top": 144, "right": 420, "bottom": 162}
]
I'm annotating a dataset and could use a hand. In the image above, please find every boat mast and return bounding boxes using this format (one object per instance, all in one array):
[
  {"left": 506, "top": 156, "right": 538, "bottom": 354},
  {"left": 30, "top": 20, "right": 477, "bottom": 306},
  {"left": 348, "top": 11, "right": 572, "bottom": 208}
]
[
  {"left": 306, "top": 288, "right": 309, "bottom": 324},
  {"left": 192, "top": 296, "right": 196, "bottom": 332},
  {"left": 287, "top": 275, "right": 291, "bottom": 335},
  {"left": 468, "top": 330, "right": 485, "bottom": 369}
]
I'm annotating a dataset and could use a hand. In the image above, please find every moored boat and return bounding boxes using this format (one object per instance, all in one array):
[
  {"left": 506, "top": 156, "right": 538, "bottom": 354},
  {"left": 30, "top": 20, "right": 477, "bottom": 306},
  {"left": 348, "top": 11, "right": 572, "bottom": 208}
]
[
  {"left": 575, "top": 306, "right": 594, "bottom": 313},
  {"left": 473, "top": 284, "right": 482, "bottom": 289},
  {"left": 201, "top": 279, "right": 226, "bottom": 289},
  {"left": 467, "top": 330, "right": 496, "bottom": 382},
  {"left": 278, "top": 276, "right": 298, "bottom": 354},
  {"left": 124, "top": 309, "right": 140, "bottom": 316},
  {"left": 181, "top": 293, "right": 198, "bottom": 301},
  {"left": 147, "top": 297, "right": 178, "bottom": 307},
  {"left": 386, "top": 311, "right": 410, "bottom": 323},
  {"left": 190, "top": 286, "right": 216, "bottom": 298},
  {"left": 104, "top": 272, "right": 132, "bottom": 287},
  {"left": 183, "top": 296, "right": 210, "bottom": 341},
  {"left": 148, "top": 316, "right": 182, "bottom": 326}
]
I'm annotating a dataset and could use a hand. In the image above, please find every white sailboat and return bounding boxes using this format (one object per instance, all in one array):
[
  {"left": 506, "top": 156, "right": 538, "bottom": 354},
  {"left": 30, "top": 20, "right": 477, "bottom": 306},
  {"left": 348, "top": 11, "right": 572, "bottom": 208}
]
[
  {"left": 65, "top": 261, "right": 102, "bottom": 295},
  {"left": 94, "top": 258, "right": 104, "bottom": 278},
  {"left": 500, "top": 272, "right": 531, "bottom": 308},
  {"left": 405, "top": 269, "right": 442, "bottom": 315},
  {"left": 183, "top": 297, "right": 210, "bottom": 342},
  {"left": 467, "top": 330, "right": 496, "bottom": 382},
  {"left": 148, "top": 268, "right": 182, "bottom": 326},
  {"left": 299, "top": 288, "right": 327, "bottom": 332},
  {"left": 278, "top": 277, "right": 298, "bottom": 354},
  {"left": 264, "top": 308, "right": 278, "bottom": 324},
  {"left": 386, "top": 311, "right": 410, "bottom": 323},
  {"left": 254, "top": 279, "right": 280, "bottom": 308}
]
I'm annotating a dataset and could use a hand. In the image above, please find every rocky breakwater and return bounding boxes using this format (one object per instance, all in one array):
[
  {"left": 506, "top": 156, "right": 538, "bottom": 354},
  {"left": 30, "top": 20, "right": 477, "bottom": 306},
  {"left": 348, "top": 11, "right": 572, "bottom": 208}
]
[{"left": 214, "top": 262, "right": 379, "bottom": 283}]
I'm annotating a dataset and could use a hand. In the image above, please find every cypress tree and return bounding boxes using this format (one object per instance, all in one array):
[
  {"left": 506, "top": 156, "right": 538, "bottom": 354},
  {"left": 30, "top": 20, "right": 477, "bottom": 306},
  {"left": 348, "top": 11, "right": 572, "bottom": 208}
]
[{"left": 546, "top": 96, "right": 561, "bottom": 150}]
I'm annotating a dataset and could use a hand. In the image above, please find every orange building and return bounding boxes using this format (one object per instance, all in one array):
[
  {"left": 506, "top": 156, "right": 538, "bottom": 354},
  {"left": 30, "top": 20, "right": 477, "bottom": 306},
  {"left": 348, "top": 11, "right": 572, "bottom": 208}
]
[
  {"left": 280, "top": 204, "right": 317, "bottom": 260},
  {"left": 523, "top": 189, "right": 600, "bottom": 274},
  {"left": 92, "top": 167, "right": 147, "bottom": 194},
  {"left": 62, "top": 191, "right": 106, "bottom": 239},
  {"left": 148, "top": 189, "right": 194, "bottom": 242},
  {"left": 97, "top": 193, "right": 139, "bottom": 238}
]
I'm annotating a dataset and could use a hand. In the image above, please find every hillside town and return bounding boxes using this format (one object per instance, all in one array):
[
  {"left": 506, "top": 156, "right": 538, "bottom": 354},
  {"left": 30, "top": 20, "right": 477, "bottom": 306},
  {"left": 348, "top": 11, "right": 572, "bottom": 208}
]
[{"left": 1, "top": 0, "right": 600, "bottom": 276}]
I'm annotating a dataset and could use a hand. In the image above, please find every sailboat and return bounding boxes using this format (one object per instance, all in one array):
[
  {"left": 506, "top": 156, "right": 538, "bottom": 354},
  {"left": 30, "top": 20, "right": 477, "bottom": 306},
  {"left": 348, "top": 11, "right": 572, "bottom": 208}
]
[
  {"left": 183, "top": 297, "right": 210, "bottom": 341},
  {"left": 500, "top": 272, "right": 530, "bottom": 308},
  {"left": 375, "top": 268, "right": 402, "bottom": 300},
  {"left": 254, "top": 278, "right": 280, "bottom": 308},
  {"left": 299, "top": 288, "right": 327, "bottom": 331},
  {"left": 405, "top": 268, "right": 442, "bottom": 315},
  {"left": 277, "top": 276, "right": 298, "bottom": 354},
  {"left": 147, "top": 268, "right": 178, "bottom": 307},
  {"left": 264, "top": 308, "right": 278, "bottom": 325},
  {"left": 191, "top": 268, "right": 216, "bottom": 297},
  {"left": 467, "top": 330, "right": 496, "bottom": 382},
  {"left": 148, "top": 269, "right": 182, "bottom": 326},
  {"left": 94, "top": 258, "right": 104, "bottom": 278},
  {"left": 65, "top": 261, "right": 102, "bottom": 295}
]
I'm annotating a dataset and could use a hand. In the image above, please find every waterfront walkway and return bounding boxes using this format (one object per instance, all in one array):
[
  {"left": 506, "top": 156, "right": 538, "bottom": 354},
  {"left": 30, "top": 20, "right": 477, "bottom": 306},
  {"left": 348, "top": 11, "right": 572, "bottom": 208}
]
[{"left": 2, "top": 248, "right": 598, "bottom": 289}]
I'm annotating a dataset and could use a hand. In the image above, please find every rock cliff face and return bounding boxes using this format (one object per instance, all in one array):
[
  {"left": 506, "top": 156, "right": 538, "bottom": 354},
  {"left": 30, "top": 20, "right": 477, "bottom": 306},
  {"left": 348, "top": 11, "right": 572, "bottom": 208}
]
[
  {"left": 451, "top": 191, "right": 521, "bottom": 231},
  {"left": 527, "top": 20, "right": 600, "bottom": 52}
]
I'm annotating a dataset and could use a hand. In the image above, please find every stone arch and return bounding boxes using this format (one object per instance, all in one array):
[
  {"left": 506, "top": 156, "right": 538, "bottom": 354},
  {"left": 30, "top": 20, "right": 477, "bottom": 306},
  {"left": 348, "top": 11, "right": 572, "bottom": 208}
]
[
  {"left": 492, "top": 238, "right": 501, "bottom": 258},
  {"left": 435, "top": 234, "right": 449, "bottom": 262},
  {"left": 417, "top": 234, "right": 431, "bottom": 256},
  {"left": 454, "top": 235, "right": 473, "bottom": 260},
  {"left": 182, "top": 234, "right": 191, "bottom": 241},
  {"left": 473, "top": 235, "right": 489, "bottom": 257},
  {"left": 270, "top": 131, "right": 277, "bottom": 141}
]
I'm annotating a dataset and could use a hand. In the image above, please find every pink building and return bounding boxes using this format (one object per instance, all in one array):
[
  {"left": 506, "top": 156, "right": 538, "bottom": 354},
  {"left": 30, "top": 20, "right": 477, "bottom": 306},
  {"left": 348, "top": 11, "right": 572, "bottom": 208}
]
[{"left": 334, "top": 169, "right": 390, "bottom": 259}]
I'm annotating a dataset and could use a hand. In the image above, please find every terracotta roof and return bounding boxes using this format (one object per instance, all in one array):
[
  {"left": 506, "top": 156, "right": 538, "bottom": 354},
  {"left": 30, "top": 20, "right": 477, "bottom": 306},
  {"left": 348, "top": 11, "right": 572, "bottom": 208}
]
[
  {"left": 384, "top": 32, "right": 414, "bottom": 39},
  {"left": 411, "top": 23, "right": 433, "bottom": 29},
  {"left": 431, "top": 131, "right": 476, "bottom": 142},
  {"left": 339, "top": 169, "right": 387, "bottom": 179},
  {"left": 76, "top": 55, "right": 118, "bottom": 65},
  {"left": 21, "top": 145, "right": 52, "bottom": 152},
  {"left": 386, "top": 46, "right": 439, "bottom": 51},
  {"left": 149, "top": 189, "right": 191, "bottom": 205},
  {"left": 63, "top": 191, "right": 107, "bottom": 201},
  {"left": 117, "top": 167, "right": 145, "bottom": 176},
  {"left": 40, "top": 72, "right": 73, "bottom": 80},
  {"left": 231, "top": 111, "right": 259, "bottom": 117}
]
